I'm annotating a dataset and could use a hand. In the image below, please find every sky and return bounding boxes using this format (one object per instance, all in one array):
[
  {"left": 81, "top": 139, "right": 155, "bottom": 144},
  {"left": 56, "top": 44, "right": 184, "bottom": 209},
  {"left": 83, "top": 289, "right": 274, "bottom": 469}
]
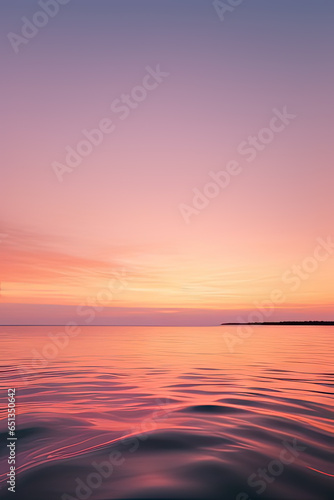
[{"left": 1, "top": 0, "right": 334, "bottom": 325}]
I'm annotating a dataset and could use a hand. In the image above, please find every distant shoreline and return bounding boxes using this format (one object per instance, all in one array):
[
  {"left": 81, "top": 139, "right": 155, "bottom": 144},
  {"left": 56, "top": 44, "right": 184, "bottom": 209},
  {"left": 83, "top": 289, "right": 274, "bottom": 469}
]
[{"left": 221, "top": 321, "right": 334, "bottom": 326}]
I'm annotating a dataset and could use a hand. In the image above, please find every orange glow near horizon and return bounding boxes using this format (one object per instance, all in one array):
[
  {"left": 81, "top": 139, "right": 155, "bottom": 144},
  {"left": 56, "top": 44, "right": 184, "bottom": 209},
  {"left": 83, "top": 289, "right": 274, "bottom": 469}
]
[
  {"left": 1, "top": 225, "right": 334, "bottom": 324},
  {"left": 1, "top": 0, "right": 333, "bottom": 325}
]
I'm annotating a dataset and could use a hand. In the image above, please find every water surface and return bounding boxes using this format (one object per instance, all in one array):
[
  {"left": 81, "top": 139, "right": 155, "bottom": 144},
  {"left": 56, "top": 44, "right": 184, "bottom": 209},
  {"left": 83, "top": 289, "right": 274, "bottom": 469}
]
[{"left": 0, "top": 326, "right": 333, "bottom": 499}]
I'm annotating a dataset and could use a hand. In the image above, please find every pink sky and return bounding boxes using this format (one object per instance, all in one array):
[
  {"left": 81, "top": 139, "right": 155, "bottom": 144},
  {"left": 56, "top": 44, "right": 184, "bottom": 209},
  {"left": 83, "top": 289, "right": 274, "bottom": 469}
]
[{"left": 1, "top": 1, "right": 333, "bottom": 324}]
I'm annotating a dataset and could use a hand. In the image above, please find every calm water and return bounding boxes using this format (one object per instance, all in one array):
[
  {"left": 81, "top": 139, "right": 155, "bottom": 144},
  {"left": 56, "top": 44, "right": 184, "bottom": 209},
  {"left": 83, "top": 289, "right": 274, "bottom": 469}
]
[{"left": 0, "top": 326, "right": 333, "bottom": 499}]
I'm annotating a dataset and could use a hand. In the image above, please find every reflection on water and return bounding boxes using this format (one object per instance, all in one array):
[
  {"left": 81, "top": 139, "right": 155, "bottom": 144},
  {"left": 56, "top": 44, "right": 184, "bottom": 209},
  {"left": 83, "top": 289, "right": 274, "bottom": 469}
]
[{"left": 0, "top": 326, "right": 333, "bottom": 499}]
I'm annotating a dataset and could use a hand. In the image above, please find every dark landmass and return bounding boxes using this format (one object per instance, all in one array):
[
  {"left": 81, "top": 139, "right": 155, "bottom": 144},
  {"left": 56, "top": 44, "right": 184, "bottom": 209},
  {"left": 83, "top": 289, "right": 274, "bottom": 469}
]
[{"left": 221, "top": 321, "right": 334, "bottom": 326}]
